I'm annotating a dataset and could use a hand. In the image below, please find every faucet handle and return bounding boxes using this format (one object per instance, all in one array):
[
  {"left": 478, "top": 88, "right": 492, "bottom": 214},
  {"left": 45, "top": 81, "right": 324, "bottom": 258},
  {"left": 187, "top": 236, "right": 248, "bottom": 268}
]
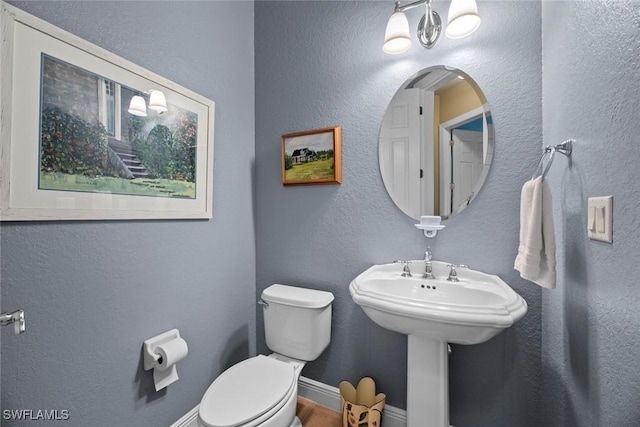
[
  {"left": 402, "top": 261, "right": 412, "bottom": 277},
  {"left": 393, "top": 260, "right": 413, "bottom": 277},
  {"left": 446, "top": 264, "right": 469, "bottom": 282},
  {"left": 447, "top": 263, "right": 469, "bottom": 269}
]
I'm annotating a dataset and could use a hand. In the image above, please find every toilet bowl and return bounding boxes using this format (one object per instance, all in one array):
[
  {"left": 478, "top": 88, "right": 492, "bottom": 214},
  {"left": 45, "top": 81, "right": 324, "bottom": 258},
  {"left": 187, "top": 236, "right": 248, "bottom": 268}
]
[
  {"left": 197, "top": 355, "right": 303, "bottom": 427},
  {"left": 197, "top": 284, "right": 334, "bottom": 427}
]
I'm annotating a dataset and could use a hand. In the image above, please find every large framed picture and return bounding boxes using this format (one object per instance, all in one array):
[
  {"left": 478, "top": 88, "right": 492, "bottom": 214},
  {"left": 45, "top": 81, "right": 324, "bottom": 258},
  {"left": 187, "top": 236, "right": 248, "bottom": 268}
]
[
  {"left": 0, "top": 3, "right": 215, "bottom": 220},
  {"left": 281, "top": 126, "right": 342, "bottom": 186}
]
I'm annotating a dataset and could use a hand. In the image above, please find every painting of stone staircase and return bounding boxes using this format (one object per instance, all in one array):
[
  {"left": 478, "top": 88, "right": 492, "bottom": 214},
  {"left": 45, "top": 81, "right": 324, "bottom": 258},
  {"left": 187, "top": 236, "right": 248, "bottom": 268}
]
[{"left": 107, "top": 138, "right": 149, "bottom": 179}]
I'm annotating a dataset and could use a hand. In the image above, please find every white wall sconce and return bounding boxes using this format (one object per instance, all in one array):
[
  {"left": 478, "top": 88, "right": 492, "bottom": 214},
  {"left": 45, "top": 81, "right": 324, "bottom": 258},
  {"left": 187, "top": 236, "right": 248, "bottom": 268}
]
[
  {"left": 383, "top": 0, "right": 481, "bottom": 54},
  {"left": 128, "top": 89, "right": 167, "bottom": 117}
]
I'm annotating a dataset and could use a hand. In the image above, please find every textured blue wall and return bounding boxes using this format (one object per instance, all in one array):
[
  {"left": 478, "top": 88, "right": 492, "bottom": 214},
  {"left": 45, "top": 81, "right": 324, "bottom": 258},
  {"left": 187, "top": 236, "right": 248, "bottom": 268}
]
[
  {"left": 12, "top": 2, "right": 636, "bottom": 426},
  {"left": 255, "top": 2, "right": 543, "bottom": 426},
  {"left": 542, "top": 2, "right": 640, "bottom": 426},
  {"left": 1, "top": 1, "right": 255, "bottom": 425}
]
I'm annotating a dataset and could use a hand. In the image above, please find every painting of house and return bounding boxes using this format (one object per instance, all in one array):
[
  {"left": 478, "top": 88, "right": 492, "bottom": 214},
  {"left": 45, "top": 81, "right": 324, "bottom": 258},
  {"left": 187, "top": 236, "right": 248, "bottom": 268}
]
[{"left": 281, "top": 126, "right": 341, "bottom": 185}]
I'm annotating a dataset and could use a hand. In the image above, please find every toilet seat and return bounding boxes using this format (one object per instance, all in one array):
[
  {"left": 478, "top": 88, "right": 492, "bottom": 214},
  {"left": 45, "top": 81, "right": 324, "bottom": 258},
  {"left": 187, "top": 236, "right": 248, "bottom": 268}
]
[{"left": 198, "top": 355, "right": 296, "bottom": 427}]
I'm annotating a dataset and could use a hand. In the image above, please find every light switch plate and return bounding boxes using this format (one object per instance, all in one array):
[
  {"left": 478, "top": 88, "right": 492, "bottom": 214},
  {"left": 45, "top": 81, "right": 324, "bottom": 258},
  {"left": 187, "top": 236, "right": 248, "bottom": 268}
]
[{"left": 587, "top": 196, "right": 613, "bottom": 243}]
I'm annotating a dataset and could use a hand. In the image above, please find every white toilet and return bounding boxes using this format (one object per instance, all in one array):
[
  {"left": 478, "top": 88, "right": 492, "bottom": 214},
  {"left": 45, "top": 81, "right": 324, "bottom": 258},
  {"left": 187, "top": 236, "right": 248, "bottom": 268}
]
[{"left": 197, "top": 284, "right": 334, "bottom": 427}]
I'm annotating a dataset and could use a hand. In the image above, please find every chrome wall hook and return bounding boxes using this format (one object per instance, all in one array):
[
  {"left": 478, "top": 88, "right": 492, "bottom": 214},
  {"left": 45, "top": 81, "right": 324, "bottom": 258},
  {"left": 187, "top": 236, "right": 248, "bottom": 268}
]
[{"left": 534, "top": 139, "right": 574, "bottom": 180}]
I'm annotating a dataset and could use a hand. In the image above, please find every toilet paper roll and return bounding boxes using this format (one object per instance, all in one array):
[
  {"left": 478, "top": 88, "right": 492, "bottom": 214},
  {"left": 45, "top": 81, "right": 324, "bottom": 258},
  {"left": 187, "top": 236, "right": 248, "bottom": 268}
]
[{"left": 154, "top": 337, "right": 188, "bottom": 371}]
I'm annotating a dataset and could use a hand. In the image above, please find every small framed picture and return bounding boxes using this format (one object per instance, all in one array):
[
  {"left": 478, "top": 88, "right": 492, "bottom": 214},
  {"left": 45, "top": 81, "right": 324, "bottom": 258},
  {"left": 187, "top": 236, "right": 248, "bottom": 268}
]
[{"left": 281, "top": 126, "right": 342, "bottom": 186}]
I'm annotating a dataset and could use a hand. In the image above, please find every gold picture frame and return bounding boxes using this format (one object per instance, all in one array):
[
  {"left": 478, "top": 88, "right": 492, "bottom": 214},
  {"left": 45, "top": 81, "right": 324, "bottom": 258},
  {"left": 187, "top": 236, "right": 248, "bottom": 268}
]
[{"left": 281, "top": 126, "right": 342, "bottom": 186}]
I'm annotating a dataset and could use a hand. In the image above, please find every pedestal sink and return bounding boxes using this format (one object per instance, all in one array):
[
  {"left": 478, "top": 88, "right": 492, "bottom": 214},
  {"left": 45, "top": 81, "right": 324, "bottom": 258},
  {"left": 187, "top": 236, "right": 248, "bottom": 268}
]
[{"left": 349, "top": 260, "right": 527, "bottom": 427}]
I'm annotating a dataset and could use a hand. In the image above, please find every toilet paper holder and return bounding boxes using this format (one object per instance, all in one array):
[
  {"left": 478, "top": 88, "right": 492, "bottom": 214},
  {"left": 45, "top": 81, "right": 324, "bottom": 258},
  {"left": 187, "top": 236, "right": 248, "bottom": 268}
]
[{"left": 143, "top": 329, "right": 182, "bottom": 371}]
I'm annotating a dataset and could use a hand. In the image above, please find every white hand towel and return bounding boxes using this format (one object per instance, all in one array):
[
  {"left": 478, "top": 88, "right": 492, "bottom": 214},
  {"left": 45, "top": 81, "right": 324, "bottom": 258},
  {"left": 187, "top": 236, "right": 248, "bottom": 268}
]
[{"left": 514, "top": 176, "right": 556, "bottom": 288}]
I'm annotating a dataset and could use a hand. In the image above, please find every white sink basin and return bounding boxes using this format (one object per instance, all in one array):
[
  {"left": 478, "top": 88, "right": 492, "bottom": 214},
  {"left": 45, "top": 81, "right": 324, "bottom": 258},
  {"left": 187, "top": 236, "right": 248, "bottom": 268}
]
[
  {"left": 349, "top": 260, "right": 527, "bottom": 344},
  {"left": 350, "top": 260, "right": 528, "bottom": 427}
]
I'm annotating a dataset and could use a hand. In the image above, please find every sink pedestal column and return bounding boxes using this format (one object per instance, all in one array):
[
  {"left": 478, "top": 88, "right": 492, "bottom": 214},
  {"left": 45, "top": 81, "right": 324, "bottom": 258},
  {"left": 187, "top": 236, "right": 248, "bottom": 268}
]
[{"left": 407, "top": 335, "right": 450, "bottom": 427}]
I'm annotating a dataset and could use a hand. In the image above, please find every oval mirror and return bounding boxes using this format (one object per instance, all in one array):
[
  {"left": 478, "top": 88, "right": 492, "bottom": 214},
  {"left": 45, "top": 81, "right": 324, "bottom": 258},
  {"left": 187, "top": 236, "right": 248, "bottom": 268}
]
[{"left": 379, "top": 65, "right": 494, "bottom": 220}]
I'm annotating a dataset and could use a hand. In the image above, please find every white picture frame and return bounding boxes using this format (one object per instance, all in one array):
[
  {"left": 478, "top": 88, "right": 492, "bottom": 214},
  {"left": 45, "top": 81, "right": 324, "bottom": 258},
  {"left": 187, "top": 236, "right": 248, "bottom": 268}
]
[{"left": 0, "top": 3, "right": 215, "bottom": 221}]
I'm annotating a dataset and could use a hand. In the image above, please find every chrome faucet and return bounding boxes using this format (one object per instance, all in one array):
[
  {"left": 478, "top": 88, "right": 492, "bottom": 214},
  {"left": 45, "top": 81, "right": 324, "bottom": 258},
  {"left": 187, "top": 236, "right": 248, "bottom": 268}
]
[
  {"left": 423, "top": 247, "right": 435, "bottom": 279},
  {"left": 401, "top": 261, "right": 412, "bottom": 277},
  {"left": 394, "top": 260, "right": 413, "bottom": 277},
  {"left": 447, "top": 264, "right": 469, "bottom": 282}
]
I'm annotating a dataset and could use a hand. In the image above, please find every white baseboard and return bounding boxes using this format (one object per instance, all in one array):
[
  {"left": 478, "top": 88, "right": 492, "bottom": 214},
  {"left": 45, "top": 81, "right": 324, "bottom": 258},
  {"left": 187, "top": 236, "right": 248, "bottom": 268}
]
[
  {"left": 170, "top": 405, "right": 199, "bottom": 427},
  {"left": 170, "top": 376, "right": 407, "bottom": 427},
  {"left": 298, "top": 376, "right": 407, "bottom": 427}
]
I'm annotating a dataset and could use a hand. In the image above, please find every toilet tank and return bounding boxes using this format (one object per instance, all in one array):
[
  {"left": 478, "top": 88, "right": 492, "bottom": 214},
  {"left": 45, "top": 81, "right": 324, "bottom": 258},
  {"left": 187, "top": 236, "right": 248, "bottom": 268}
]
[{"left": 261, "top": 284, "right": 334, "bottom": 361}]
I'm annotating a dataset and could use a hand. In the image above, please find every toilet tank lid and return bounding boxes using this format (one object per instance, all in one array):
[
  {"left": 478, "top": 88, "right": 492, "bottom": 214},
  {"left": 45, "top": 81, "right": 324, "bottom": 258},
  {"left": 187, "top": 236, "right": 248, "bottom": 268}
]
[{"left": 261, "top": 284, "right": 334, "bottom": 308}]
